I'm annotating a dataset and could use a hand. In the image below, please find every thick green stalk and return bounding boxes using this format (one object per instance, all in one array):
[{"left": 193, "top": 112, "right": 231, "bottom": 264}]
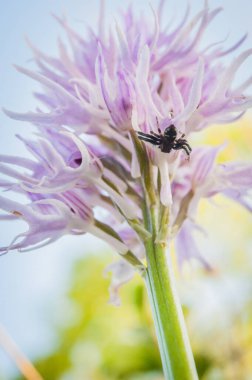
[
  {"left": 144, "top": 240, "right": 198, "bottom": 380},
  {"left": 141, "top": 190, "right": 197, "bottom": 379},
  {"left": 132, "top": 129, "right": 197, "bottom": 378}
]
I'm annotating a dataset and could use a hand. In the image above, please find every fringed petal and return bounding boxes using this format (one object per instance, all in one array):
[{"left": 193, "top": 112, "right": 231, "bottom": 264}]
[
  {"left": 175, "top": 220, "right": 212, "bottom": 270},
  {"left": 158, "top": 154, "right": 173, "bottom": 206},
  {"left": 0, "top": 195, "right": 92, "bottom": 254},
  {"left": 192, "top": 145, "right": 223, "bottom": 184},
  {"left": 105, "top": 260, "right": 135, "bottom": 306},
  {"left": 174, "top": 58, "right": 204, "bottom": 125},
  {"left": 136, "top": 45, "right": 162, "bottom": 119},
  {"left": 210, "top": 49, "right": 252, "bottom": 101}
]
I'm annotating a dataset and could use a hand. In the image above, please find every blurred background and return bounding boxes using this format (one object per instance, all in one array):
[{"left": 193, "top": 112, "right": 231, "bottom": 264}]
[{"left": 0, "top": 1, "right": 252, "bottom": 379}]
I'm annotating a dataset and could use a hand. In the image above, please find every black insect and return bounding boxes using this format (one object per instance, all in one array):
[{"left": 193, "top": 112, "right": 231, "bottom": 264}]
[{"left": 137, "top": 120, "right": 192, "bottom": 158}]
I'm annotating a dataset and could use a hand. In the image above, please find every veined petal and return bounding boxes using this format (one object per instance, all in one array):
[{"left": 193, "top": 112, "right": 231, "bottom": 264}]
[
  {"left": 208, "top": 49, "right": 252, "bottom": 101},
  {"left": 0, "top": 195, "right": 92, "bottom": 254},
  {"left": 192, "top": 145, "right": 223, "bottom": 184},
  {"left": 136, "top": 45, "right": 162, "bottom": 118},
  {"left": 97, "top": 178, "right": 138, "bottom": 220},
  {"left": 14, "top": 65, "right": 84, "bottom": 109},
  {"left": 114, "top": 21, "right": 134, "bottom": 72},
  {"left": 217, "top": 33, "right": 248, "bottom": 57},
  {"left": 166, "top": 69, "right": 184, "bottom": 117},
  {"left": 149, "top": 4, "right": 160, "bottom": 51},
  {"left": 128, "top": 130, "right": 141, "bottom": 178},
  {"left": 174, "top": 58, "right": 204, "bottom": 125},
  {"left": 105, "top": 260, "right": 135, "bottom": 306},
  {"left": 158, "top": 154, "right": 173, "bottom": 206},
  {"left": 175, "top": 220, "right": 212, "bottom": 270},
  {"left": 61, "top": 132, "right": 91, "bottom": 170},
  {"left": 223, "top": 189, "right": 252, "bottom": 212}
]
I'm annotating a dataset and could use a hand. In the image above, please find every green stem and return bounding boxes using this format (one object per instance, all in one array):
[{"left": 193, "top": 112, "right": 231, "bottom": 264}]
[
  {"left": 131, "top": 128, "right": 197, "bottom": 379},
  {"left": 144, "top": 241, "right": 198, "bottom": 380}
]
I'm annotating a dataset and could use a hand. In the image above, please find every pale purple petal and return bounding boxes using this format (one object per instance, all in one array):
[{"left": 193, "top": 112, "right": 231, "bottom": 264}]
[
  {"left": 175, "top": 220, "right": 212, "bottom": 270},
  {"left": 105, "top": 260, "right": 135, "bottom": 306}
]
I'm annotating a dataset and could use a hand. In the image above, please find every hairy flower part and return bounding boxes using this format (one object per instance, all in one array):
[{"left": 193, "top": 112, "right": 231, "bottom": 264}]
[
  {"left": 0, "top": 196, "right": 93, "bottom": 253},
  {"left": 1, "top": 2, "right": 252, "bottom": 302},
  {"left": 0, "top": 134, "right": 135, "bottom": 256},
  {"left": 220, "top": 163, "right": 252, "bottom": 211}
]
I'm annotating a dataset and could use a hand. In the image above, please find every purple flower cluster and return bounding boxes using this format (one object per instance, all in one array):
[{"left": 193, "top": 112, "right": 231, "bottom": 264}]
[{"left": 1, "top": 2, "right": 252, "bottom": 303}]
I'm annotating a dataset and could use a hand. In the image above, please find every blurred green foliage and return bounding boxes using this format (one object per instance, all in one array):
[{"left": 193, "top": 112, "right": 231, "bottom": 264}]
[
  {"left": 21, "top": 253, "right": 163, "bottom": 380},
  {"left": 13, "top": 249, "right": 252, "bottom": 380}
]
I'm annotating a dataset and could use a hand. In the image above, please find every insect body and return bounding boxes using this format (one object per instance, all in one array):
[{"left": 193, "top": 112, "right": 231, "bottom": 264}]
[{"left": 137, "top": 124, "right": 192, "bottom": 157}]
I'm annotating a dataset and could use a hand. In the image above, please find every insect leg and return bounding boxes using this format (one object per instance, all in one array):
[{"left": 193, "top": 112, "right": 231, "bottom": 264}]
[
  {"left": 139, "top": 137, "right": 161, "bottom": 146},
  {"left": 150, "top": 131, "right": 162, "bottom": 138},
  {"left": 176, "top": 139, "right": 192, "bottom": 151},
  {"left": 137, "top": 133, "right": 161, "bottom": 145},
  {"left": 137, "top": 131, "right": 160, "bottom": 141},
  {"left": 172, "top": 142, "right": 191, "bottom": 157},
  {"left": 181, "top": 146, "right": 191, "bottom": 156},
  {"left": 155, "top": 116, "right": 162, "bottom": 134},
  {"left": 182, "top": 142, "right": 192, "bottom": 152}
]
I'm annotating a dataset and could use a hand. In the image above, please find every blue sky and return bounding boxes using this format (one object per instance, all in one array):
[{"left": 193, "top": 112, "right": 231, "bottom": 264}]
[{"left": 0, "top": 0, "right": 251, "bottom": 378}]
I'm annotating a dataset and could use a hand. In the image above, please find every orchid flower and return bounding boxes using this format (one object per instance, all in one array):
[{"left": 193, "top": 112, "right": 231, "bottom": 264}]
[{"left": 1, "top": 1, "right": 252, "bottom": 379}]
